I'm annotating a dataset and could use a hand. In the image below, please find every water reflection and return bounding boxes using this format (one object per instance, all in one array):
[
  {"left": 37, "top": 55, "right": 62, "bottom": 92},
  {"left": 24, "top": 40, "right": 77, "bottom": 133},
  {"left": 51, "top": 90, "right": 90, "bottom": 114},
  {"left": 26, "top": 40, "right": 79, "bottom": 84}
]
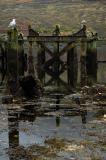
[
  {"left": 8, "top": 111, "right": 19, "bottom": 149},
  {"left": 56, "top": 116, "right": 60, "bottom": 127},
  {"left": 8, "top": 111, "right": 19, "bottom": 160},
  {"left": 81, "top": 110, "right": 87, "bottom": 124},
  {"left": 52, "top": 93, "right": 64, "bottom": 110},
  {"left": 7, "top": 96, "right": 88, "bottom": 157},
  {"left": 8, "top": 105, "right": 37, "bottom": 160},
  {"left": 0, "top": 98, "right": 104, "bottom": 160}
]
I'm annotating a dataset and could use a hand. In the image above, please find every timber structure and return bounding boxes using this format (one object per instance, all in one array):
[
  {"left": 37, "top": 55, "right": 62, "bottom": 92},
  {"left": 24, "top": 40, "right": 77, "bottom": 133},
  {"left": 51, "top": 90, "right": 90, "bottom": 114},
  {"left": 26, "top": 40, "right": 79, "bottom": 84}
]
[{"left": 0, "top": 24, "right": 99, "bottom": 93}]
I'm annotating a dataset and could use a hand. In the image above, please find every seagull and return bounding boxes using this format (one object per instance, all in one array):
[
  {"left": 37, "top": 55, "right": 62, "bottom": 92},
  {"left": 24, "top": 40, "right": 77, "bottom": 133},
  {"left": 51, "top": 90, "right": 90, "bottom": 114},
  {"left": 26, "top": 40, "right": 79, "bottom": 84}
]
[
  {"left": 81, "top": 20, "right": 86, "bottom": 29},
  {"left": 8, "top": 19, "right": 16, "bottom": 28}
]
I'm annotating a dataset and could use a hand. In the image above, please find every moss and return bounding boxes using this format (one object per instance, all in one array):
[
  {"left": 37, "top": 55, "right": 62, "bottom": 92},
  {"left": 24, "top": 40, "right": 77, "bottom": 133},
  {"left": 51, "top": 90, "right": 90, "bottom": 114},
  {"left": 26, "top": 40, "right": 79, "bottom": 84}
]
[
  {"left": 45, "top": 138, "right": 66, "bottom": 151},
  {"left": 91, "top": 157, "right": 102, "bottom": 160},
  {"left": 94, "top": 109, "right": 105, "bottom": 119},
  {"left": 87, "top": 41, "right": 97, "bottom": 53}
]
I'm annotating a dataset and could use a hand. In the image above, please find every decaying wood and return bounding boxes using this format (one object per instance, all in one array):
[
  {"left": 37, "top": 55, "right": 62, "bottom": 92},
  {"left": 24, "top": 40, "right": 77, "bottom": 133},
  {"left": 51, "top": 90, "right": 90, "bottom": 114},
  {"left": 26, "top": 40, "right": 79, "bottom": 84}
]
[{"left": 0, "top": 25, "right": 98, "bottom": 94}]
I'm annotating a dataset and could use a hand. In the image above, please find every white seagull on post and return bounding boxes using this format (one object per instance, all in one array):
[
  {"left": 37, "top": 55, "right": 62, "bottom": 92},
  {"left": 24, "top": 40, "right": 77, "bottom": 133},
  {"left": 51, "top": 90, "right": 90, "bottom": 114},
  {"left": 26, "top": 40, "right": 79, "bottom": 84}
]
[
  {"left": 8, "top": 19, "right": 16, "bottom": 29},
  {"left": 81, "top": 20, "right": 86, "bottom": 29}
]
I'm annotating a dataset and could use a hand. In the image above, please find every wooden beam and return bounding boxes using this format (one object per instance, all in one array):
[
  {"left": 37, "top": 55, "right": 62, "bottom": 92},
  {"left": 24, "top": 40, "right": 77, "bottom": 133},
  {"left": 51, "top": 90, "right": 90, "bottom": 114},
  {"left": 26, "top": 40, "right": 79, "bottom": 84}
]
[
  {"left": 45, "top": 78, "right": 54, "bottom": 86},
  {"left": 27, "top": 35, "right": 87, "bottom": 43},
  {"left": 38, "top": 42, "right": 53, "bottom": 57},
  {"left": 59, "top": 42, "right": 75, "bottom": 56}
]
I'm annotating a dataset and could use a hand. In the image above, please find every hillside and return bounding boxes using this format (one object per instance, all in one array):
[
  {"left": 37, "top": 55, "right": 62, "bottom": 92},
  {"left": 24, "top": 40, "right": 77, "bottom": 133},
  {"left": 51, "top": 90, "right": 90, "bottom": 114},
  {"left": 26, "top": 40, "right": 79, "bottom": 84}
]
[{"left": 0, "top": 0, "right": 106, "bottom": 36}]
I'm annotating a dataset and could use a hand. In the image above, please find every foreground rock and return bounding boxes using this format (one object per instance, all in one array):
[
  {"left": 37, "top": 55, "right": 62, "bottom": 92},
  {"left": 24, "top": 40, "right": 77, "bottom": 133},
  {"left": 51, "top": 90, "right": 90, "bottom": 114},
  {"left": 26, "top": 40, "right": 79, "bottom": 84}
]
[
  {"left": 2, "top": 76, "right": 43, "bottom": 103},
  {"left": 19, "top": 75, "right": 43, "bottom": 98}
]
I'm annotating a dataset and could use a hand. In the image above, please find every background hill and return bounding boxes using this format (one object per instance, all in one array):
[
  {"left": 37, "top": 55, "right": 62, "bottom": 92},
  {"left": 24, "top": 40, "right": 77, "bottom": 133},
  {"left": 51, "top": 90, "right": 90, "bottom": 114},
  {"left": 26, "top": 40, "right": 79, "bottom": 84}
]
[{"left": 0, "top": 0, "right": 106, "bottom": 36}]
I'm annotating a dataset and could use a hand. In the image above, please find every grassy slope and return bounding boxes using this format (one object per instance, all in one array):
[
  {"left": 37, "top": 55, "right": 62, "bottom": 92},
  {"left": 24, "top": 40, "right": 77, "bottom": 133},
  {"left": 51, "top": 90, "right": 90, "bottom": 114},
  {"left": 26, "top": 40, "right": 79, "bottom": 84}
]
[{"left": 0, "top": 0, "right": 106, "bottom": 36}]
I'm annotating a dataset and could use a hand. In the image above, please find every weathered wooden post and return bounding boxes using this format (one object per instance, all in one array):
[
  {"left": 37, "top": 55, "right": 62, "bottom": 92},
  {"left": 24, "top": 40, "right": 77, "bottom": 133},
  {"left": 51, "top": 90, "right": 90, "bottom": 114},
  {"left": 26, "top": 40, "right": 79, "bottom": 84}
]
[
  {"left": 18, "top": 33, "right": 25, "bottom": 76},
  {"left": 67, "top": 46, "right": 78, "bottom": 87},
  {"left": 7, "top": 27, "right": 18, "bottom": 77},
  {"left": 6, "top": 27, "right": 27, "bottom": 95},
  {"left": 6, "top": 27, "right": 20, "bottom": 94},
  {"left": 28, "top": 40, "right": 35, "bottom": 77},
  {"left": 37, "top": 43, "right": 45, "bottom": 84},
  {"left": 18, "top": 25, "right": 43, "bottom": 98},
  {"left": 0, "top": 42, "right": 7, "bottom": 85},
  {"left": 53, "top": 25, "right": 60, "bottom": 86},
  {"left": 53, "top": 41, "right": 60, "bottom": 86},
  {"left": 80, "top": 41, "right": 87, "bottom": 86},
  {"left": 86, "top": 40, "right": 97, "bottom": 84}
]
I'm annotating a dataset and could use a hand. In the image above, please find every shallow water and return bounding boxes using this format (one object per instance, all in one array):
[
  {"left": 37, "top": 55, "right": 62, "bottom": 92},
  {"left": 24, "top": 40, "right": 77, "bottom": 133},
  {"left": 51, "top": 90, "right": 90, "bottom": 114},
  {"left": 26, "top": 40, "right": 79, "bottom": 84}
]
[
  {"left": 0, "top": 1, "right": 106, "bottom": 159},
  {"left": 0, "top": 91, "right": 106, "bottom": 160}
]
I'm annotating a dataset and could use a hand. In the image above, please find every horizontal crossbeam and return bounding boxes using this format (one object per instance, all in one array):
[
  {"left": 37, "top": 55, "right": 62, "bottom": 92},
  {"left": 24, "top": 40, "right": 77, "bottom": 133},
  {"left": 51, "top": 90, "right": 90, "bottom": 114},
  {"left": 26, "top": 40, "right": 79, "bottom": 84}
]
[
  {"left": 27, "top": 35, "right": 88, "bottom": 43},
  {"left": 45, "top": 77, "right": 68, "bottom": 87}
]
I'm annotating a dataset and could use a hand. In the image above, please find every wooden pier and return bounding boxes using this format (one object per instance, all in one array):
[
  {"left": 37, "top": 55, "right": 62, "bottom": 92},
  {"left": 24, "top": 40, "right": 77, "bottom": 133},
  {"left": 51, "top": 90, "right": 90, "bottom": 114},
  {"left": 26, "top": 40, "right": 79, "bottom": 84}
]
[{"left": 0, "top": 25, "right": 98, "bottom": 92}]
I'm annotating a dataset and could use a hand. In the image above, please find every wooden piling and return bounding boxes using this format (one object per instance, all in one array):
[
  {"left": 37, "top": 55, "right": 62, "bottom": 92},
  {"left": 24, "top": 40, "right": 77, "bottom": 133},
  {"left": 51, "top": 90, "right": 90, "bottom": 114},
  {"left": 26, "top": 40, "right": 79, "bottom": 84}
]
[
  {"left": 53, "top": 41, "right": 60, "bottom": 86},
  {"left": 67, "top": 47, "right": 78, "bottom": 87},
  {"left": 52, "top": 25, "right": 61, "bottom": 86},
  {"left": 37, "top": 44, "right": 45, "bottom": 83},
  {"left": 28, "top": 40, "right": 35, "bottom": 77},
  {"left": 0, "top": 43, "right": 7, "bottom": 84},
  {"left": 86, "top": 40, "right": 97, "bottom": 84},
  {"left": 18, "top": 33, "right": 25, "bottom": 76},
  {"left": 80, "top": 42, "right": 87, "bottom": 86},
  {"left": 80, "top": 56, "right": 87, "bottom": 86},
  {"left": 6, "top": 28, "right": 27, "bottom": 95},
  {"left": 7, "top": 28, "right": 19, "bottom": 77}
]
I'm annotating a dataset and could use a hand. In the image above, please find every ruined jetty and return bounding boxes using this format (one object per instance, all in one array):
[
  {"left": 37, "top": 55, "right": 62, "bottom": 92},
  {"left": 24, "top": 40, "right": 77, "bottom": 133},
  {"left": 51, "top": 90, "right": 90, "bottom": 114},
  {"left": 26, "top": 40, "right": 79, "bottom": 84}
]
[{"left": 0, "top": 24, "right": 98, "bottom": 97}]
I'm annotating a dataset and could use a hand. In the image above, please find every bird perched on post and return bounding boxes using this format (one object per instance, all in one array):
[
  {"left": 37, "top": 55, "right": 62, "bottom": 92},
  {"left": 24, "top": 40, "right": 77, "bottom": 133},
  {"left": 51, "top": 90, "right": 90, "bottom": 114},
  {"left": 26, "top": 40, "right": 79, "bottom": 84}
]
[
  {"left": 8, "top": 19, "right": 16, "bottom": 29},
  {"left": 81, "top": 20, "right": 86, "bottom": 29}
]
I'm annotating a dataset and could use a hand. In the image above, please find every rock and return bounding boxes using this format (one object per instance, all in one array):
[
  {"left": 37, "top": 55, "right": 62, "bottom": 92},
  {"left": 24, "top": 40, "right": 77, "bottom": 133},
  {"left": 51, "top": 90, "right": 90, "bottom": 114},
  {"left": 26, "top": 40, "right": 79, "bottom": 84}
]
[
  {"left": 81, "top": 86, "right": 90, "bottom": 95},
  {"left": 81, "top": 84, "right": 106, "bottom": 97},
  {"left": 64, "top": 93, "right": 85, "bottom": 105},
  {"left": 19, "top": 75, "right": 43, "bottom": 98},
  {"left": 2, "top": 95, "right": 13, "bottom": 104}
]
